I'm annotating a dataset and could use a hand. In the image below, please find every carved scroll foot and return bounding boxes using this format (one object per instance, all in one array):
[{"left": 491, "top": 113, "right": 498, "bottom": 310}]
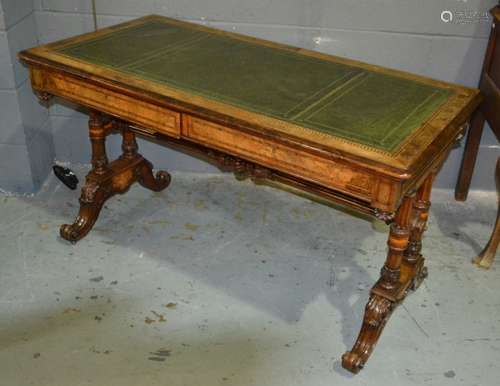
[
  {"left": 342, "top": 294, "right": 394, "bottom": 373},
  {"left": 404, "top": 174, "right": 433, "bottom": 291},
  {"left": 137, "top": 160, "right": 171, "bottom": 192},
  {"left": 60, "top": 178, "right": 111, "bottom": 242}
]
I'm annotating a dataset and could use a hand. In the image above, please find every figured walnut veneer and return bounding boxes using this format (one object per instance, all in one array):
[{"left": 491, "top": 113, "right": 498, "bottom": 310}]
[{"left": 19, "top": 14, "right": 481, "bottom": 374}]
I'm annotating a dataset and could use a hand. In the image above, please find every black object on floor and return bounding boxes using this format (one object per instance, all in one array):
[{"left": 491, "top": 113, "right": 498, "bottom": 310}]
[{"left": 52, "top": 165, "right": 79, "bottom": 190}]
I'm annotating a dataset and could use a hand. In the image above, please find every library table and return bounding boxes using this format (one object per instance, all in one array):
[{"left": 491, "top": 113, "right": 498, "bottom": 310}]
[{"left": 19, "top": 15, "right": 480, "bottom": 373}]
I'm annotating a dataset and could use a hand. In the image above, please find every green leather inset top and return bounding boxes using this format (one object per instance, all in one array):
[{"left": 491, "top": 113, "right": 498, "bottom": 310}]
[{"left": 58, "top": 20, "right": 453, "bottom": 152}]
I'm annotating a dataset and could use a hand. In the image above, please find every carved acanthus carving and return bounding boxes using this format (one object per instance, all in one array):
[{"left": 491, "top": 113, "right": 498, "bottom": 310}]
[
  {"left": 410, "top": 265, "right": 428, "bottom": 291},
  {"left": 80, "top": 180, "right": 101, "bottom": 204},
  {"left": 380, "top": 266, "right": 400, "bottom": 286},
  {"left": 342, "top": 293, "right": 394, "bottom": 373},
  {"left": 365, "top": 294, "right": 393, "bottom": 328},
  {"left": 36, "top": 91, "right": 53, "bottom": 103},
  {"left": 206, "top": 150, "right": 273, "bottom": 181},
  {"left": 373, "top": 208, "right": 396, "bottom": 224}
]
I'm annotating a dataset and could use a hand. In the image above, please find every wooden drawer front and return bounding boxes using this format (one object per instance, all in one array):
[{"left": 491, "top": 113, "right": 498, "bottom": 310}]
[
  {"left": 183, "top": 115, "right": 374, "bottom": 200},
  {"left": 40, "top": 69, "right": 181, "bottom": 137}
]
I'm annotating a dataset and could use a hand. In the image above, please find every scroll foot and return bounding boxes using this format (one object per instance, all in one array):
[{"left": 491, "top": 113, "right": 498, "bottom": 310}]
[
  {"left": 137, "top": 160, "right": 171, "bottom": 192},
  {"left": 60, "top": 180, "right": 110, "bottom": 242},
  {"left": 342, "top": 294, "right": 394, "bottom": 374}
]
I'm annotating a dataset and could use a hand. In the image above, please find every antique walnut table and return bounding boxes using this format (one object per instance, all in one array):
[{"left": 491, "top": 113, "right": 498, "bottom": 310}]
[{"left": 19, "top": 15, "right": 480, "bottom": 373}]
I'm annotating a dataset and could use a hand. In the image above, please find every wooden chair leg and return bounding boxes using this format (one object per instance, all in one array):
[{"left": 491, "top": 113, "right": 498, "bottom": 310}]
[
  {"left": 342, "top": 195, "right": 414, "bottom": 373},
  {"left": 473, "top": 157, "right": 500, "bottom": 268},
  {"left": 60, "top": 114, "right": 171, "bottom": 242},
  {"left": 455, "top": 110, "right": 485, "bottom": 201}
]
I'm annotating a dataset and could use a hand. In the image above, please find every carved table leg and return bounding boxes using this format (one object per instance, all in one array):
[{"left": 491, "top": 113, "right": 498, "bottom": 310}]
[
  {"left": 473, "top": 157, "right": 500, "bottom": 268},
  {"left": 342, "top": 195, "right": 414, "bottom": 373},
  {"left": 60, "top": 113, "right": 171, "bottom": 242},
  {"left": 403, "top": 174, "right": 434, "bottom": 290}
]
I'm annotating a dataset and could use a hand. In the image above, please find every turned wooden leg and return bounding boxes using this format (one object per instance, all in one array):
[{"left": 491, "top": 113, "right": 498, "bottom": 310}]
[
  {"left": 60, "top": 115, "right": 171, "bottom": 242},
  {"left": 455, "top": 110, "right": 485, "bottom": 201},
  {"left": 473, "top": 157, "right": 500, "bottom": 269},
  {"left": 403, "top": 173, "right": 434, "bottom": 290},
  {"left": 342, "top": 195, "right": 414, "bottom": 373}
]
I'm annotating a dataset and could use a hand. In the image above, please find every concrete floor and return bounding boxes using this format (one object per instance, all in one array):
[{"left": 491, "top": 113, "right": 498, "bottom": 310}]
[{"left": 0, "top": 166, "right": 499, "bottom": 386}]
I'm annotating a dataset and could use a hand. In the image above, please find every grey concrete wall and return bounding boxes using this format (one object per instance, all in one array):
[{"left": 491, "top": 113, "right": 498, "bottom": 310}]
[
  {"left": 0, "top": 0, "right": 54, "bottom": 193},
  {"left": 22, "top": 0, "right": 500, "bottom": 191}
]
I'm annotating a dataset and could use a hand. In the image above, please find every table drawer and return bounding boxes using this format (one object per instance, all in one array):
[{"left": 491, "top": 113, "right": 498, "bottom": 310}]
[
  {"left": 32, "top": 68, "right": 181, "bottom": 138},
  {"left": 182, "top": 115, "right": 375, "bottom": 201}
]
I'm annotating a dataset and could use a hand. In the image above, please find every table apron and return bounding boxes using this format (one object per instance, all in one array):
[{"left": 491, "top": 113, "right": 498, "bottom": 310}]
[
  {"left": 30, "top": 66, "right": 182, "bottom": 138},
  {"left": 182, "top": 115, "right": 402, "bottom": 211}
]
